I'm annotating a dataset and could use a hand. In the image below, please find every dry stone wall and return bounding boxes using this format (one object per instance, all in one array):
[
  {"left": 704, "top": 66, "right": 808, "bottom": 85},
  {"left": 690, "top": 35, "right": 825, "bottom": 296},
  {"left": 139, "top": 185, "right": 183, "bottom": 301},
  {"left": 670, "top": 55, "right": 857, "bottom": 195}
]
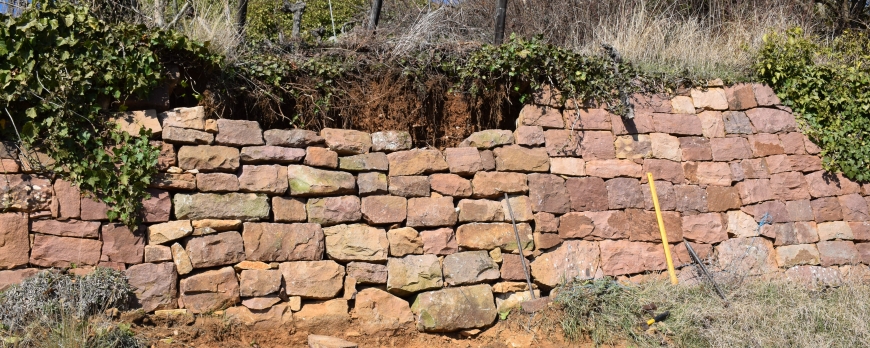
[{"left": 2, "top": 82, "right": 870, "bottom": 333}]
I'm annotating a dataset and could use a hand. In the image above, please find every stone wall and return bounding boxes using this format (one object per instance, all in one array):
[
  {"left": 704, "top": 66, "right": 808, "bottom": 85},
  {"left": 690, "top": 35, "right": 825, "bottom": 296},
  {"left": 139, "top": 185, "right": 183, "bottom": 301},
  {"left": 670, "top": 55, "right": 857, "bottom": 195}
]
[{"left": 2, "top": 82, "right": 870, "bottom": 333}]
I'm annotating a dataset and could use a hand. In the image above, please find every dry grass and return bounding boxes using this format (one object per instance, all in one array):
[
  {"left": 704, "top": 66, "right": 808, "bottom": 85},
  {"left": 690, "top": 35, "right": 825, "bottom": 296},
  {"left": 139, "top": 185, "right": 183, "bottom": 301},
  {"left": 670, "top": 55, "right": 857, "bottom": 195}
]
[{"left": 554, "top": 271, "right": 870, "bottom": 347}]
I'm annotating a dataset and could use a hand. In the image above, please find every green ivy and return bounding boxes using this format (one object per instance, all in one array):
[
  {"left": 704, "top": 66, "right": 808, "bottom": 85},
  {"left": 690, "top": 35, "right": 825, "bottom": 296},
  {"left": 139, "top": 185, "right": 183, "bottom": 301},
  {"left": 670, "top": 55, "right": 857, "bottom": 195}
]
[
  {"left": 0, "top": 1, "right": 219, "bottom": 226},
  {"left": 245, "top": 0, "right": 365, "bottom": 43},
  {"left": 756, "top": 28, "right": 870, "bottom": 181}
]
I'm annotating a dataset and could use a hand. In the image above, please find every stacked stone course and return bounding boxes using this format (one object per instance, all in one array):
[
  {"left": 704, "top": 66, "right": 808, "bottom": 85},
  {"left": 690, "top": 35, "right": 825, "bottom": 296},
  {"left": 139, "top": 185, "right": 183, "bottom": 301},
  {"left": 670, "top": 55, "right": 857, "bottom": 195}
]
[{"left": 2, "top": 82, "right": 870, "bottom": 333}]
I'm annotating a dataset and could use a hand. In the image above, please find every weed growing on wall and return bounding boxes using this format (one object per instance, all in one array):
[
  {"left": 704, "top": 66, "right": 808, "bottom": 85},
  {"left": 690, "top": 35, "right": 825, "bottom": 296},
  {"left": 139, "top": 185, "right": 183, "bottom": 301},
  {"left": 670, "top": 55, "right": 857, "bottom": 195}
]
[
  {"left": 756, "top": 28, "right": 870, "bottom": 181},
  {"left": 0, "top": 1, "right": 219, "bottom": 226}
]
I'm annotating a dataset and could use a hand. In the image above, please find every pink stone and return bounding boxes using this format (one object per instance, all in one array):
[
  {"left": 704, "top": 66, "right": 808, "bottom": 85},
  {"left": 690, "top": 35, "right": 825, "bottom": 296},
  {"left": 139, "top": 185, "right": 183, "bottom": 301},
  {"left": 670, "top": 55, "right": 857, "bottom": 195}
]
[
  {"left": 679, "top": 137, "right": 712, "bottom": 161},
  {"left": 0, "top": 268, "right": 39, "bottom": 292},
  {"left": 674, "top": 185, "right": 708, "bottom": 214},
  {"left": 444, "top": 147, "right": 482, "bottom": 176},
  {"left": 840, "top": 194, "right": 870, "bottom": 222},
  {"left": 185, "top": 232, "right": 246, "bottom": 268},
  {"left": 643, "top": 180, "right": 676, "bottom": 211},
  {"left": 361, "top": 195, "right": 407, "bottom": 225},
  {"left": 500, "top": 254, "right": 531, "bottom": 281},
  {"left": 243, "top": 222, "right": 324, "bottom": 261},
  {"left": 152, "top": 141, "right": 177, "bottom": 170},
  {"left": 753, "top": 84, "right": 781, "bottom": 106},
  {"left": 681, "top": 213, "right": 727, "bottom": 243},
  {"left": 514, "top": 126, "right": 545, "bottom": 146},
  {"left": 765, "top": 155, "right": 792, "bottom": 174},
  {"left": 126, "top": 263, "right": 178, "bottom": 312},
  {"left": 272, "top": 197, "right": 307, "bottom": 222},
  {"left": 543, "top": 129, "right": 581, "bottom": 157},
  {"left": 642, "top": 159, "right": 684, "bottom": 184},
  {"left": 817, "top": 241, "right": 859, "bottom": 267},
  {"left": 320, "top": 128, "right": 372, "bottom": 155},
  {"left": 651, "top": 113, "right": 703, "bottom": 135},
  {"left": 30, "top": 235, "right": 102, "bottom": 267},
  {"left": 599, "top": 240, "right": 665, "bottom": 276},
  {"left": 580, "top": 131, "right": 617, "bottom": 160},
  {"left": 710, "top": 137, "right": 752, "bottom": 161},
  {"left": 240, "top": 269, "right": 282, "bottom": 297},
  {"left": 142, "top": 189, "right": 171, "bottom": 223},
  {"left": 179, "top": 267, "right": 240, "bottom": 313},
  {"left": 238, "top": 165, "right": 288, "bottom": 195},
  {"left": 494, "top": 145, "right": 550, "bottom": 172},
  {"left": 52, "top": 179, "right": 80, "bottom": 220},
  {"left": 770, "top": 172, "right": 810, "bottom": 201},
  {"left": 695, "top": 162, "right": 731, "bottom": 186},
  {"left": 606, "top": 178, "right": 643, "bottom": 209},
  {"left": 745, "top": 108, "right": 797, "bottom": 133},
  {"left": 0, "top": 213, "right": 29, "bottom": 269},
  {"left": 564, "top": 108, "right": 612, "bottom": 130},
  {"left": 240, "top": 146, "right": 305, "bottom": 164},
  {"left": 307, "top": 196, "right": 362, "bottom": 226},
  {"left": 585, "top": 159, "right": 642, "bottom": 178},
  {"left": 31, "top": 220, "right": 100, "bottom": 238},
  {"left": 725, "top": 84, "right": 758, "bottom": 110},
  {"left": 429, "top": 174, "right": 472, "bottom": 197},
  {"left": 706, "top": 186, "right": 742, "bottom": 212},
  {"left": 583, "top": 210, "right": 630, "bottom": 240},
  {"left": 357, "top": 172, "right": 388, "bottom": 196},
  {"left": 528, "top": 174, "right": 570, "bottom": 214},
  {"left": 557, "top": 212, "right": 595, "bottom": 239},
  {"left": 388, "top": 176, "right": 430, "bottom": 197},
  {"left": 80, "top": 197, "right": 109, "bottom": 220},
  {"left": 471, "top": 172, "right": 528, "bottom": 198},
  {"left": 519, "top": 105, "right": 564, "bottom": 128},
  {"left": 697, "top": 111, "right": 725, "bottom": 138},
  {"left": 742, "top": 200, "right": 790, "bottom": 223},
  {"left": 264, "top": 129, "right": 324, "bottom": 148},
  {"left": 789, "top": 155, "right": 822, "bottom": 172},
  {"left": 304, "top": 147, "right": 338, "bottom": 168},
  {"left": 407, "top": 197, "right": 457, "bottom": 227},
  {"left": 748, "top": 133, "right": 785, "bottom": 157},
  {"left": 736, "top": 179, "right": 774, "bottom": 205},
  {"left": 611, "top": 111, "right": 655, "bottom": 135},
  {"left": 196, "top": 173, "right": 240, "bottom": 192},
  {"left": 779, "top": 133, "right": 807, "bottom": 155},
  {"left": 420, "top": 228, "right": 458, "bottom": 255},
  {"left": 388, "top": 149, "right": 449, "bottom": 176},
  {"left": 566, "top": 177, "right": 609, "bottom": 211},
  {"left": 786, "top": 200, "right": 814, "bottom": 221},
  {"left": 811, "top": 197, "right": 843, "bottom": 222},
  {"left": 101, "top": 223, "right": 145, "bottom": 264}
]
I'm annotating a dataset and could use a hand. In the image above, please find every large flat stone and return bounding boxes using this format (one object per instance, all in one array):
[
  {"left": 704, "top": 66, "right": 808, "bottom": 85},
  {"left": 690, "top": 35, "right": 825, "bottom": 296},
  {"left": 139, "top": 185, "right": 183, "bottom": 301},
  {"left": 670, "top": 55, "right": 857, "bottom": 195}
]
[
  {"left": 411, "top": 284, "right": 497, "bottom": 332},
  {"left": 352, "top": 288, "right": 415, "bottom": 334},
  {"left": 442, "top": 250, "right": 500, "bottom": 286},
  {"left": 127, "top": 263, "right": 178, "bottom": 312},
  {"left": 238, "top": 165, "right": 289, "bottom": 195},
  {"left": 407, "top": 197, "right": 457, "bottom": 227},
  {"left": 321, "top": 128, "right": 372, "bottom": 155},
  {"left": 179, "top": 267, "right": 240, "bottom": 314},
  {"left": 387, "top": 254, "right": 443, "bottom": 296},
  {"left": 177, "top": 145, "right": 240, "bottom": 172},
  {"left": 324, "top": 224, "right": 389, "bottom": 262},
  {"left": 30, "top": 235, "right": 101, "bottom": 267},
  {"left": 387, "top": 149, "right": 449, "bottom": 176},
  {"left": 101, "top": 223, "right": 145, "bottom": 264},
  {"left": 307, "top": 196, "right": 361, "bottom": 226},
  {"left": 280, "top": 261, "right": 345, "bottom": 299},
  {"left": 243, "top": 222, "right": 324, "bottom": 261},
  {"left": 530, "top": 240, "right": 599, "bottom": 287},
  {"left": 174, "top": 193, "right": 270, "bottom": 221},
  {"left": 456, "top": 223, "right": 533, "bottom": 252},
  {"left": 287, "top": 165, "right": 356, "bottom": 196},
  {"left": 186, "top": 232, "right": 245, "bottom": 268},
  {"left": 0, "top": 213, "right": 29, "bottom": 269}
]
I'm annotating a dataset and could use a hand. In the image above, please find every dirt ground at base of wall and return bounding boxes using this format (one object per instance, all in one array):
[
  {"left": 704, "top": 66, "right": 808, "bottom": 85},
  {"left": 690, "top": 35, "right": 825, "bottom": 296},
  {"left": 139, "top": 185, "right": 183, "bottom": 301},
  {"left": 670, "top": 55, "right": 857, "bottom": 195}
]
[{"left": 132, "top": 308, "right": 610, "bottom": 348}]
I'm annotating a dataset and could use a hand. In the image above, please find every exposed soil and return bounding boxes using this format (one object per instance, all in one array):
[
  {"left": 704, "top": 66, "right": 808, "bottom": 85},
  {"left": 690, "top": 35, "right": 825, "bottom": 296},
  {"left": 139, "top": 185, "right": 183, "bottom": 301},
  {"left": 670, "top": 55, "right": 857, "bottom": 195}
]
[{"left": 132, "top": 308, "right": 595, "bottom": 348}]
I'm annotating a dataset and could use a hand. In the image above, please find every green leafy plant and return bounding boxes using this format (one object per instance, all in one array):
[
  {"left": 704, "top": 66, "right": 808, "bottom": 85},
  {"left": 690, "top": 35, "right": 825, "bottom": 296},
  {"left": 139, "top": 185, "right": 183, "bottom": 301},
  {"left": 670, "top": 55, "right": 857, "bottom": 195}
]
[
  {"left": 756, "top": 27, "right": 870, "bottom": 181},
  {"left": 0, "top": 1, "right": 219, "bottom": 226}
]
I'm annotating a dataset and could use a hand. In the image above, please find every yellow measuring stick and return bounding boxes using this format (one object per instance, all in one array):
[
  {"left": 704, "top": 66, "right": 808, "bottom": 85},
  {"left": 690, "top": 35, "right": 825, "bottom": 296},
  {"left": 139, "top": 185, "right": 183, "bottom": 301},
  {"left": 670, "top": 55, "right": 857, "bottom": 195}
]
[{"left": 647, "top": 173, "right": 678, "bottom": 284}]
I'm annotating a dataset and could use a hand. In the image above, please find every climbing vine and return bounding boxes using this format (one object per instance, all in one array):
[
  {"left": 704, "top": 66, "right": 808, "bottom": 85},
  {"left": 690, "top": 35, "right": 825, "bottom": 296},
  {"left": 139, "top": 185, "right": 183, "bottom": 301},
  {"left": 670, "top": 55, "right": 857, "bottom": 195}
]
[{"left": 0, "top": 1, "right": 219, "bottom": 225}]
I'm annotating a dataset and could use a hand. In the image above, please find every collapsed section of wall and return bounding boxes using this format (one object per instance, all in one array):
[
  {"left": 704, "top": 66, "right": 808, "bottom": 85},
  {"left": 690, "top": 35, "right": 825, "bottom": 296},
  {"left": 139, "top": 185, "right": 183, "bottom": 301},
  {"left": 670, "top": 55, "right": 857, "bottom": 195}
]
[{"left": 1, "top": 83, "right": 868, "bottom": 333}]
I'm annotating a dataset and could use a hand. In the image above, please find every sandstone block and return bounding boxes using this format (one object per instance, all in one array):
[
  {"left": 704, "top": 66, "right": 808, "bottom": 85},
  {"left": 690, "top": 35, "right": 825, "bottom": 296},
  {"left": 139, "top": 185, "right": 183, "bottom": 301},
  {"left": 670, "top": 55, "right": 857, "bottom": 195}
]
[
  {"left": 420, "top": 228, "right": 458, "bottom": 255},
  {"left": 726, "top": 210, "right": 760, "bottom": 238},
  {"left": 0, "top": 213, "right": 29, "bottom": 269},
  {"left": 353, "top": 288, "right": 415, "bottom": 334},
  {"left": 716, "top": 237, "right": 778, "bottom": 275},
  {"left": 196, "top": 173, "right": 239, "bottom": 192},
  {"left": 579, "top": 131, "right": 617, "bottom": 160},
  {"left": 388, "top": 176, "right": 430, "bottom": 197},
  {"left": 564, "top": 108, "right": 612, "bottom": 130},
  {"left": 186, "top": 232, "right": 245, "bottom": 268},
  {"left": 528, "top": 173, "right": 570, "bottom": 214},
  {"left": 429, "top": 173, "right": 472, "bottom": 197},
  {"left": 239, "top": 269, "right": 282, "bottom": 297},
  {"left": 459, "top": 130, "right": 514, "bottom": 149},
  {"left": 736, "top": 179, "right": 774, "bottom": 205},
  {"left": 321, "top": 128, "right": 372, "bottom": 155},
  {"left": 642, "top": 159, "right": 684, "bottom": 184},
  {"left": 840, "top": 194, "right": 870, "bottom": 222},
  {"left": 371, "top": 131, "right": 412, "bottom": 152},
  {"left": 304, "top": 147, "right": 339, "bottom": 168},
  {"left": 787, "top": 200, "right": 815, "bottom": 221},
  {"left": 387, "top": 254, "right": 443, "bottom": 295},
  {"left": 682, "top": 213, "right": 727, "bottom": 243},
  {"left": 753, "top": 84, "right": 781, "bottom": 106},
  {"left": 264, "top": 129, "right": 324, "bottom": 147},
  {"left": 459, "top": 199, "right": 504, "bottom": 222},
  {"left": 387, "top": 149, "right": 449, "bottom": 176},
  {"left": 615, "top": 134, "right": 652, "bottom": 159},
  {"left": 0, "top": 269, "right": 39, "bottom": 292},
  {"left": 493, "top": 145, "right": 549, "bottom": 172},
  {"left": 779, "top": 132, "right": 807, "bottom": 155},
  {"left": 171, "top": 243, "right": 193, "bottom": 275},
  {"left": 243, "top": 222, "right": 324, "bottom": 261},
  {"left": 519, "top": 105, "right": 563, "bottom": 128},
  {"left": 770, "top": 172, "right": 810, "bottom": 201},
  {"left": 457, "top": 223, "right": 533, "bottom": 253},
  {"left": 226, "top": 303, "right": 292, "bottom": 329},
  {"left": 627, "top": 209, "right": 683, "bottom": 242},
  {"left": 651, "top": 113, "right": 703, "bottom": 135},
  {"left": 240, "top": 146, "right": 305, "bottom": 164},
  {"left": 280, "top": 261, "right": 345, "bottom": 299},
  {"left": 238, "top": 165, "right": 288, "bottom": 195},
  {"left": 710, "top": 137, "right": 752, "bottom": 161},
  {"left": 775, "top": 222, "right": 819, "bottom": 246},
  {"left": 127, "top": 263, "right": 178, "bottom": 312},
  {"left": 357, "top": 172, "right": 388, "bottom": 196},
  {"left": 141, "top": 189, "right": 171, "bottom": 223},
  {"left": 805, "top": 171, "right": 860, "bottom": 198},
  {"left": 411, "top": 284, "right": 496, "bottom": 332},
  {"left": 817, "top": 221, "right": 853, "bottom": 241},
  {"left": 566, "top": 177, "right": 609, "bottom": 211},
  {"left": 324, "top": 224, "right": 389, "bottom": 262},
  {"left": 612, "top": 110, "right": 655, "bottom": 135},
  {"left": 789, "top": 155, "right": 823, "bottom": 172},
  {"left": 29, "top": 234, "right": 100, "bottom": 268},
  {"left": 679, "top": 137, "right": 712, "bottom": 161},
  {"left": 531, "top": 240, "right": 599, "bottom": 287},
  {"left": 152, "top": 141, "right": 177, "bottom": 171},
  {"left": 748, "top": 133, "right": 785, "bottom": 157},
  {"left": 471, "top": 171, "right": 528, "bottom": 198},
  {"left": 674, "top": 185, "right": 708, "bottom": 214},
  {"left": 144, "top": 245, "right": 172, "bottom": 263},
  {"left": 347, "top": 262, "right": 388, "bottom": 284},
  {"left": 534, "top": 212, "right": 559, "bottom": 233},
  {"left": 101, "top": 223, "right": 145, "bottom": 264},
  {"left": 31, "top": 220, "right": 99, "bottom": 238},
  {"left": 515, "top": 126, "right": 545, "bottom": 146},
  {"left": 643, "top": 180, "right": 676, "bottom": 211},
  {"left": 360, "top": 195, "right": 407, "bottom": 225},
  {"left": 150, "top": 173, "right": 196, "bottom": 191},
  {"left": 534, "top": 232, "right": 563, "bottom": 250},
  {"left": 444, "top": 147, "right": 483, "bottom": 176},
  {"left": 52, "top": 179, "right": 81, "bottom": 220},
  {"left": 745, "top": 108, "right": 797, "bottom": 133},
  {"left": 606, "top": 178, "right": 643, "bottom": 209},
  {"left": 175, "top": 193, "right": 270, "bottom": 221},
  {"left": 671, "top": 96, "right": 695, "bottom": 114},
  {"left": 307, "top": 196, "right": 361, "bottom": 226},
  {"left": 696, "top": 162, "right": 731, "bottom": 186},
  {"left": 287, "top": 165, "right": 355, "bottom": 196},
  {"left": 159, "top": 107, "right": 204, "bottom": 130},
  {"left": 557, "top": 212, "right": 594, "bottom": 239},
  {"left": 147, "top": 220, "right": 192, "bottom": 245},
  {"left": 766, "top": 154, "right": 792, "bottom": 174},
  {"left": 649, "top": 133, "right": 681, "bottom": 161},
  {"left": 812, "top": 197, "right": 843, "bottom": 222},
  {"left": 599, "top": 240, "right": 669, "bottom": 276},
  {"left": 272, "top": 197, "right": 307, "bottom": 222},
  {"left": 179, "top": 267, "right": 240, "bottom": 313},
  {"left": 697, "top": 111, "right": 725, "bottom": 138},
  {"left": 177, "top": 145, "right": 240, "bottom": 173},
  {"left": 0, "top": 174, "right": 53, "bottom": 212},
  {"left": 706, "top": 186, "right": 742, "bottom": 212},
  {"left": 443, "top": 251, "right": 500, "bottom": 286},
  {"left": 387, "top": 227, "right": 423, "bottom": 257},
  {"left": 162, "top": 126, "right": 213, "bottom": 144},
  {"left": 295, "top": 299, "right": 351, "bottom": 331},
  {"left": 817, "top": 241, "right": 859, "bottom": 266},
  {"left": 114, "top": 109, "right": 162, "bottom": 137},
  {"left": 543, "top": 129, "right": 581, "bottom": 156},
  {"left": 775, "top": 244, "right": 820, "bottom": 267},
  {"left": 585, "top": 159, "right": 643, "bottom": 179},
  {"left": 339, "top": 153, "right": 389, "bottom": 172},
  {"left": 407, "top": 197, "right": 457, "bottom": 227},
  {"left": 725, "top": 84, "right": 758, "bottom": 110},
  {"left": 500, "top": 254, "right": 531, "bottom": 281},
  {"left": 691, "top": 88, "right": 728, "bottom": 110}
]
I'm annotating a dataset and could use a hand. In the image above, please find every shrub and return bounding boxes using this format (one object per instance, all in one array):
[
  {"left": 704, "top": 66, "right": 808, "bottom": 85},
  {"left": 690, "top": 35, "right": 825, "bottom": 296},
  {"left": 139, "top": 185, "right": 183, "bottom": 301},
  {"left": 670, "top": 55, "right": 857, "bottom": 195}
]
[{"left": 755, "top": 28, "right": 870, "bottom": 181}]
